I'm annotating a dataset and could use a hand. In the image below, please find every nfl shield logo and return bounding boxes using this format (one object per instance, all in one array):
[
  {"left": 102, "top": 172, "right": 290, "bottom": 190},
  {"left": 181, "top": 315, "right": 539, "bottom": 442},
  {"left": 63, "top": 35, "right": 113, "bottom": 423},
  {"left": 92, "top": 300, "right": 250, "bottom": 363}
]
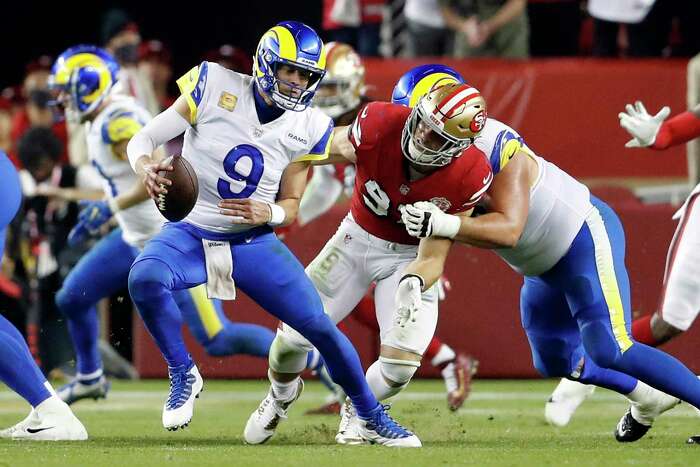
[
  {"left": 253, "top": 127, "right": 263, "bottom": 138},
  {"left": 399, "top": 184, "right": 410, "bottom": 195}
]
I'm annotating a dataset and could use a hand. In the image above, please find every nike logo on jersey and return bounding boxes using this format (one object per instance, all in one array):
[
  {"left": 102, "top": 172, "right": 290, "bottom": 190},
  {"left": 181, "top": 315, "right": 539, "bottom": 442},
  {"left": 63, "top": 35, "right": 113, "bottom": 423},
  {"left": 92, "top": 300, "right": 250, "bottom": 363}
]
[{"left": 26, "top": 426, "right": 55, "bottom": 434}]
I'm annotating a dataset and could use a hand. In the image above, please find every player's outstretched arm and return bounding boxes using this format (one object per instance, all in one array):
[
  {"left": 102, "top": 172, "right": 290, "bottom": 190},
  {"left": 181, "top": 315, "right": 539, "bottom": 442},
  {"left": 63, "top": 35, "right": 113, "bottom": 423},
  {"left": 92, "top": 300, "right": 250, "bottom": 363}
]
[
  {"left": 619, "top": 101, "right": 700, "bottom": 150},
  {"left": 312, "top": 126, "right": 357, "bottom": 165},
  {"left": 402, "top": 152, "right": 531, "bottom": 248},
  {"left": 219, "top": 161, "right": 311, "bottom": 227},
  {"left": 126, "top": 96, "right": 191, "bottom": 199}
]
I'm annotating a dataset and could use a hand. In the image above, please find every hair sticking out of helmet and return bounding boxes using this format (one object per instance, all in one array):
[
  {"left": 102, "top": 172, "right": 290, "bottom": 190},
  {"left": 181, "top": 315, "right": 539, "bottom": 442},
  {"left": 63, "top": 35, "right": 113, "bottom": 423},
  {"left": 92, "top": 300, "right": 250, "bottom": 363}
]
[
  {"left": 49, "top": 45, "right": 120, "bottom": 122},
  {"left": 392, "top": 64, "right": 465, "bottom": 109},
  {"left": 401, "top": 83, "right": 487, "bottom": 167},
  {"left": 253, "top": 21, "right": 327, "bottom": 112},
  {"left": 312, "top": 42, "right": 365, "bottom": 119}
]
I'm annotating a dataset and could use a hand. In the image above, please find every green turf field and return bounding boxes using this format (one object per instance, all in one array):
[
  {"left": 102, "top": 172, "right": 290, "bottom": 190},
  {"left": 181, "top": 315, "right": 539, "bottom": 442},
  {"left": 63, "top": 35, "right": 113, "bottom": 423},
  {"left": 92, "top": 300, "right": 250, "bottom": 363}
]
[{"left": 0, "top": 379, "right": 698, "bottom": 466}]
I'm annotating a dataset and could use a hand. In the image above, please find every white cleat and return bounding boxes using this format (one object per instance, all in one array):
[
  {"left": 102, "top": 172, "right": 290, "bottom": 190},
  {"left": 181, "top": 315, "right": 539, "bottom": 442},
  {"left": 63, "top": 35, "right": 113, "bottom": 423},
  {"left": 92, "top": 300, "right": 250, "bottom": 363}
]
[
  {"left": 11, "top": 397, "right": 87, "bottom": 441},
  {"left": 162, "top": 363, "right": 204, "bottom": 431},
  {"left": 545, "top": 378, "right": 596, "bottom": 427},
  {"left": 0, "top": 410, "right": 38, "bottom": 438},
  {"left": 335, "top": 398, "right": 365, "bottom": 445},
  {"left": 615, "top": 386, "right": 680, "bottom": 442},
  {"left": 244, "top": 379, "right": 304, "bottom": 444},
  {"left": 354, "top": 403, "right": 422, "bottom": 447}
]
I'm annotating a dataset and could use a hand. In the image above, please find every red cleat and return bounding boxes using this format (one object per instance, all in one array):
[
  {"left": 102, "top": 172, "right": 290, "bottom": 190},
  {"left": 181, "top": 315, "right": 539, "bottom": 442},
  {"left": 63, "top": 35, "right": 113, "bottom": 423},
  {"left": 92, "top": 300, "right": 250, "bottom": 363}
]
[
  {"left": 304, "top": 401, "right": 341, "bottom": 416},
  {"left": 444, "top": 354, "right": 479, "bottom": 411}
]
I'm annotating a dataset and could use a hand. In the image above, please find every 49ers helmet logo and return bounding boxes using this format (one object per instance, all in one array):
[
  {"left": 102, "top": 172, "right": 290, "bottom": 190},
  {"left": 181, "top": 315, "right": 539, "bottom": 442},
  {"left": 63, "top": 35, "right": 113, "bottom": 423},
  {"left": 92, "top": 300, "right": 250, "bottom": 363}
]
[{"left": 470, "top": 110, "right": 487, "bottom": 133}]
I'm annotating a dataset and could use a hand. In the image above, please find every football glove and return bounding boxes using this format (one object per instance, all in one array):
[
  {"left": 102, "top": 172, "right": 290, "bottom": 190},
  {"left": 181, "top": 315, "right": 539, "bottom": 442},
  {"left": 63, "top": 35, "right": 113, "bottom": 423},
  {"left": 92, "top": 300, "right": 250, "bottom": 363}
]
[
  {"left": 401, "top": 201, "right": 461, "bottom": 239},
  {"left": 68, "top": 200, "right": 113, "bottom": 247},
  {"left": 394, "top": 274, "right": 424, "bottom": 328},
  {"left": 618, "top": 101, "right": 671, "bottom": 148}
]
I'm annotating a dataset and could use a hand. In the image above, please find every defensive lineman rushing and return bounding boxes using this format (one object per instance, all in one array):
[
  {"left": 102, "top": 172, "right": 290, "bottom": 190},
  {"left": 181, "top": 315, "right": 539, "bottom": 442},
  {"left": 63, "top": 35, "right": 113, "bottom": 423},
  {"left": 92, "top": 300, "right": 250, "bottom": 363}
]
[
  {"left": 0, "top": 151, "right": 87, "bottom": 441},
  {"left": 302, "top": 50, "right": 479, "bottom": 414},
  {"left": 545, "top": 100, "right": 700, "bottom": 427},
  {"left": 399, "top": 80, "right": 700, "bottom": 441},
  {"left": 126, "top": 21, "right": 418, "bottom": 446},
  {"left": 47, "top": 46, "right": 276, "bottom": 407},
  {"left": 246, "top": 80, "right": 492, "bottom": 445}
]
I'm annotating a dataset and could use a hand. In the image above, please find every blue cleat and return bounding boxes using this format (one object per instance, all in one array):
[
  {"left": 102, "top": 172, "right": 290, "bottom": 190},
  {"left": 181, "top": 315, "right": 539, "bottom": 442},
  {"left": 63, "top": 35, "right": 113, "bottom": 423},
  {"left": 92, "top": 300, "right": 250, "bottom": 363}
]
[
  {"left": 162, "top": 363, "right": 203, "bottom": 431},
  {"left": 57, "top": 375, "right": 111, "bottom": 405},
  {"left": 338, "top": 401, "right": 422, "bottom": 447}
]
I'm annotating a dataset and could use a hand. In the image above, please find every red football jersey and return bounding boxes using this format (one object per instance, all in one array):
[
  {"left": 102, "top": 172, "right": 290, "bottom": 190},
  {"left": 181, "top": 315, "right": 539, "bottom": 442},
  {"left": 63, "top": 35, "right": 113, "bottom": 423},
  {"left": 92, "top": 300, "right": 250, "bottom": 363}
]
[{"left": 348, "top": 102, "right": 493, "bottom": 245}]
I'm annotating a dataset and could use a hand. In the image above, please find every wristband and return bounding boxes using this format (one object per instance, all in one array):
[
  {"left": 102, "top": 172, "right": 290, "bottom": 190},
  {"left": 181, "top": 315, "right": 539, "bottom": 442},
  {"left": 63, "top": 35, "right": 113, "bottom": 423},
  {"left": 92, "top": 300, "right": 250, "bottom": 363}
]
[
  {"left": 267, "top": 203, "right": 286, "bottom": 226},
  {"left": 400, "top": 273, "right": 425, "bottom": 292}
]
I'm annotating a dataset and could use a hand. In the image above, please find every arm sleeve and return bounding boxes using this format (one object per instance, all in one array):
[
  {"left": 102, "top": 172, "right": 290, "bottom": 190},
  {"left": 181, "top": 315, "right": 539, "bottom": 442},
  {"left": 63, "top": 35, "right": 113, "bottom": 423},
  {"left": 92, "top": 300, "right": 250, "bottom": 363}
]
[
  {"left": 126, "top": 106, "right": 190, "bottom": 171},
  {"left": 653, "top": 110, "right": 700, "bottom": 150}
]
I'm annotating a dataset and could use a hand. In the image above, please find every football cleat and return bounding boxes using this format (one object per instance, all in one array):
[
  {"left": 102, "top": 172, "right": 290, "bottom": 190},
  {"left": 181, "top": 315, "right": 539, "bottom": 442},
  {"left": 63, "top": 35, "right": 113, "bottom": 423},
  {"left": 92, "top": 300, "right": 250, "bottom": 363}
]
[
  {"left": 244, "top": 378, "right": 304, "bottom": 444},
  {"left": 0, "top": 410, "right": 37, "bottom": 439},
  {"left": 335, "top": 398, "right": 365, "bottom": 445},
  {"left": 615, "top": 388, "right": 680, "bottom": 442},
  {"left": 57, "top": 375, "right": 111, "bottom": 405},
  {"left": 544, "top": 378, "right": 596, "bottom": 427},
  {"left": 443, "top": 353, "right": 479, "bottom": 411},
  {"left": 162, "top": 363, "right": 203, "bottom": 431},
  {"left": 11, "top": 397, "right": 87, "bottom": 441},
  {"left": 355, "top": 404, "right": 422, "bottom": 447}
]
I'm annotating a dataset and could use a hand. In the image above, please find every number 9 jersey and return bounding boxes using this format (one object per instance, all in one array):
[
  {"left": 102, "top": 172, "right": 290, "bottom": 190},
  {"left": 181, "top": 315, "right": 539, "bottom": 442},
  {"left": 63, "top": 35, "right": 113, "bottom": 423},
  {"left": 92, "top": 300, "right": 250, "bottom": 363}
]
[{"left": 175, "top": 61, "right": 334, "bottom": 233}]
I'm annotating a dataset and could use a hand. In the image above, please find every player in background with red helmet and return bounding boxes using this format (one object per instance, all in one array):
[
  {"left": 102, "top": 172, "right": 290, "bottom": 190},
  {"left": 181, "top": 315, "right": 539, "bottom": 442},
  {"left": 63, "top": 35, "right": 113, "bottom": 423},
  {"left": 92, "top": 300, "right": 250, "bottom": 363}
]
[
  {"left": 544, "top": 101, "right": 700, "bottom": 428},
  {"left": 256, "top": 81, "right": 493, "bottom": 445},
  {"left": 303, "top": 50, "right": 479, "bottom": 414}
]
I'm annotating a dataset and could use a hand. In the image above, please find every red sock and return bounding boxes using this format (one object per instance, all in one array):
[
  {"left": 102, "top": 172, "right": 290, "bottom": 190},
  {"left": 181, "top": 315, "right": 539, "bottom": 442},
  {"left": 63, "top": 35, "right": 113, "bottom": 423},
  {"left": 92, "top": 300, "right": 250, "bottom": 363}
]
[
  {"left": 632, "top": 314, "right": 659, "bottom": 346},
  {"left": 351, "top": 295, "right": 380, "bottom": 331},
  {"left": 424, "top": 337, "right": 443, "bottom": 362},
  {"left": 653, "top": 111, "right": 700, "bottom": 149}
]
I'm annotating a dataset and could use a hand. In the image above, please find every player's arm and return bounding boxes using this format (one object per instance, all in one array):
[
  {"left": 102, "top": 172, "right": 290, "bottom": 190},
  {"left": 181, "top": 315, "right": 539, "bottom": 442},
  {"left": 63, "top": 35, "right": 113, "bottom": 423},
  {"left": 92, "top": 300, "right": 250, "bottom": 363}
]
[
  {"left": 402, "top": 151, "right": 530, "bottom": 248},
  {"left": 126, "top": 96, "right": 191, "bottom": 199},
  {"left": 619, "top": 101, "right": 700, "bottom": 150},
  {"left": 219, "top": 160, "right": 311, "bottom": 227},
  {"left": 313, "top": 126, "right": 357, "bottom": 165},
  {"left": 402, "top": 237, "right": 453, "bottom": 291}
]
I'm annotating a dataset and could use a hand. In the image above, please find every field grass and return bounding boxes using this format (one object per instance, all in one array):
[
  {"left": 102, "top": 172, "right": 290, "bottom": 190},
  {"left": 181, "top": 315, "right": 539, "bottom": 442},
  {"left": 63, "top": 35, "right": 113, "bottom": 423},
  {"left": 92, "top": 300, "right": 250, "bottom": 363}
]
[{"left": 1, "top": 379, "right": 698, "bottom": 466}]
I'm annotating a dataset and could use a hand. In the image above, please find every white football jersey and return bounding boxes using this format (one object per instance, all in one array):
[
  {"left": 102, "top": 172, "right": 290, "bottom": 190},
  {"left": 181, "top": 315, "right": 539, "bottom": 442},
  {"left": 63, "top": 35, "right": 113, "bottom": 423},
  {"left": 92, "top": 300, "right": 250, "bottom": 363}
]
[
  {"left": 87, "top": 96, "right": 164, "bottom": 248},
  {"left": 176, "top": 62, "right": 334, "bottom": 233},
  {"left": 476, "top": 118, "right": 593, "bottom": 276}
]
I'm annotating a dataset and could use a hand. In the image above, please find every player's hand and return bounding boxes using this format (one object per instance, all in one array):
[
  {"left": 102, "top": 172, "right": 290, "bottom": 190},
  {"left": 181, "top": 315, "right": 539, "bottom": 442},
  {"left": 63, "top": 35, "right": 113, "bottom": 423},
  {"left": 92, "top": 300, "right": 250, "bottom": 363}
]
[
  {"left": 140, "top": 157, "right": 173, "bottom": 199},
  {"left": 618, "top": 101, "right": 671, "bottom": 148},
  {"left": 401, "top": 201, "right": 461, "bottom": 239},
  {"left": 219, "top": 198, "right": 272, "bottom": 225},
  {"left": 67, "top": 200, "right": 113, "bottom": 247},
  {"left": 394, "top": 275, "right": 423, "bottom": 328}
]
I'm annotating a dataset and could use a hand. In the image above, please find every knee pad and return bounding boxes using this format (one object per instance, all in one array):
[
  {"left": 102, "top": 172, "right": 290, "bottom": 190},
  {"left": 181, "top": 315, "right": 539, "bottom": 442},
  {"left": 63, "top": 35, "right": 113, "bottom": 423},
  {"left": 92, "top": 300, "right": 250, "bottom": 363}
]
[
  {"left": 377, "top": 356, "right": 420, "bottom": 386},
  {"left": 268, "top": 327, "right": 312, "bottom": 374},
  {"left": 128, "top": 258, "right": 173, "bottom": 302},
  {"left": 580, "top": 319, "right": 624, "bottom": 369}
]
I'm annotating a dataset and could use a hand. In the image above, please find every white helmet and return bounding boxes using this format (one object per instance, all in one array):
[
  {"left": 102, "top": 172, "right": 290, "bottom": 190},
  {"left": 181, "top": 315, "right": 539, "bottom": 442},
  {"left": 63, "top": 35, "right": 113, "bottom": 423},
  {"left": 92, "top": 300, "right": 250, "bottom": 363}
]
[{"left": 313, "top": 42, "right": 365, "bottom": 119}]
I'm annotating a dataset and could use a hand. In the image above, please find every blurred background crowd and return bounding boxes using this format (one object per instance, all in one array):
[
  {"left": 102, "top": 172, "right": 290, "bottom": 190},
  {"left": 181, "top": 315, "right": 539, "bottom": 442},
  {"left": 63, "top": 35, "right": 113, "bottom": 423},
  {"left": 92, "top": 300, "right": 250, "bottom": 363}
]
[{"left": 1, "top": 1, "right": 699, "bottom": 381}]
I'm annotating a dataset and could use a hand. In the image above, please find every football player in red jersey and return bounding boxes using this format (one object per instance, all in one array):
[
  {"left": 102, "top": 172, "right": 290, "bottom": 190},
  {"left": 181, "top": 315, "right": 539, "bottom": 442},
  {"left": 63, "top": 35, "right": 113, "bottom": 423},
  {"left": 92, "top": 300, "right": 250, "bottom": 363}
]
[
  {"left": 263, "top": 82, "right": 493, "bottom": 445},
  {"left": 302, "top": 46, "right": 479, "bottom": 414}
]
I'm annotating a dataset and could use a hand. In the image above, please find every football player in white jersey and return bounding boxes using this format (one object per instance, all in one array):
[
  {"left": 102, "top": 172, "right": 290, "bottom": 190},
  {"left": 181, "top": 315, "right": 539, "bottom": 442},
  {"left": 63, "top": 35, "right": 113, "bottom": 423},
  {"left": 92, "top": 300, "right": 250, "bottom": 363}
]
[
  {"left": 48, "top": 46, "right": 276, "bottom": 406},
  {"left": 398, "top": 72, "right": 700, "bottom": 443},
  {"left": 126, "top": 21, "right": 419, "bottom": 446}
]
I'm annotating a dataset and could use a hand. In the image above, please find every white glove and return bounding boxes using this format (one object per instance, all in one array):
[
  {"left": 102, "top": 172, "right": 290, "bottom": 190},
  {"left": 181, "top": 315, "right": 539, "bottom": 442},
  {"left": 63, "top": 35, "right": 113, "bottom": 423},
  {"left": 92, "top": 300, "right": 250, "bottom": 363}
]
[
  {"left": 618, "top": 101, "right": 671, "bottom": 148},
  {"left": 401, "top": 201, "right": 461, "bottom": 239},
  {"left": 394, "top": 275, "right": 423, "bottom": 328}
]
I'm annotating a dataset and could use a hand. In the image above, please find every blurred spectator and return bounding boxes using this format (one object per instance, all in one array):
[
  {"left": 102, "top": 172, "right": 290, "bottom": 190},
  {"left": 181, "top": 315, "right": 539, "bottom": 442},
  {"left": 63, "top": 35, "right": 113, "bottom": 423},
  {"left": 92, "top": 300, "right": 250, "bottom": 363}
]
[
  {"left": 588, "top": 0, "right": 655, "bottom": 57},
  {"left": 10, "top": 57, "right": 68, "bottom": 166},
  {"left": 102, "top": 8, "right": 159, "bottom": 115},
  {"left": 440, "top": 0, "right": 529, "bottom": 58},
  {"left": 323, "top": 0, "right": 385, "bottom": 56},
  {"left": 527, "top": 0, "right": 582, "bottom": 57},
  {"left": 0, "top": 96, "right": 13, "bottom": 153},
  {"left": 138, "top": 40, "right": 175, "bottom": 110},
  {"left": 404, "top": 0, "right": 453, "bottom": 56},
  {"left": 203, "top": 44, "right": 253, "bottom": 74}
]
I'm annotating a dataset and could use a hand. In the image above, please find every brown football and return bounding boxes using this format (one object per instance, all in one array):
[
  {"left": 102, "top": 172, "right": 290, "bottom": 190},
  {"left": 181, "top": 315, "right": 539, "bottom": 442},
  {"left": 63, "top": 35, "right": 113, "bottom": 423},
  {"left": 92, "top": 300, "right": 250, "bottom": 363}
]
[{"left": 155, "top": 154, "right": 198, "bottom": 222}]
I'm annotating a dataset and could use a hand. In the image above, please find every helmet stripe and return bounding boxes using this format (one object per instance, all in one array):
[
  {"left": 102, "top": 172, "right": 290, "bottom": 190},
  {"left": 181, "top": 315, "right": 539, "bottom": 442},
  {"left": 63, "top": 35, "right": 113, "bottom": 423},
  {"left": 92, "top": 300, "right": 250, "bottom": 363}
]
[
  {"left": 269, "top": 26, "right": 297, "bottom": 62},
  {"left": 53, "top": 53, "right": 108, "bottom": 86},
  {"left": 436, "top": 87, "right": 480, "bottom": 122},
  {"left": 409, "top": 72, "right": 459, "bottom": 108}
]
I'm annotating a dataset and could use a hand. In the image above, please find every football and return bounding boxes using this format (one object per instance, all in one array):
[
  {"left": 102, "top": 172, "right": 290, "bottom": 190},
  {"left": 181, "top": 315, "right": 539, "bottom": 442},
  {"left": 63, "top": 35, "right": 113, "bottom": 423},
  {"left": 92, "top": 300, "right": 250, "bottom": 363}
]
[{"left": 155, "top": 154, "right": 198, "bottom": 222}]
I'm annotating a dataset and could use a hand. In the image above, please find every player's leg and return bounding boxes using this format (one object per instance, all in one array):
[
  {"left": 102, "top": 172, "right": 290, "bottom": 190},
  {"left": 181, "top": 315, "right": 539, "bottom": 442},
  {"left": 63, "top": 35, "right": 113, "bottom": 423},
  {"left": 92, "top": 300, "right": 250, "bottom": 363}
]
[
  {"left": 55, "top": 228, "right": 137, "bottom": 404},
  {"left": 127, "top": 223, "right": 208, "bottom": 430},
  {"left": 175, "top": 285, "right": 274, "bottom": 358},
  {"left": 246, "top": 225, "right": 373, "bottom": 443},
  {"left": 632, "top": 191, "right": 700, "bottom": 346},
  {"left": 237, "top": 231, "right": 419, "bottom": 447}
]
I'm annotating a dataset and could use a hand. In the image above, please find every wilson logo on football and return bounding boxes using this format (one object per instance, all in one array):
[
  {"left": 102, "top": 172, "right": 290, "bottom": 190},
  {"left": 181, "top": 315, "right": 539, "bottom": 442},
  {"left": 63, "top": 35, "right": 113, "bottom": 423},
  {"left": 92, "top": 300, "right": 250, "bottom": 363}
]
[{"left": 470, "top": 110, "right": 486, "bottom": 133}]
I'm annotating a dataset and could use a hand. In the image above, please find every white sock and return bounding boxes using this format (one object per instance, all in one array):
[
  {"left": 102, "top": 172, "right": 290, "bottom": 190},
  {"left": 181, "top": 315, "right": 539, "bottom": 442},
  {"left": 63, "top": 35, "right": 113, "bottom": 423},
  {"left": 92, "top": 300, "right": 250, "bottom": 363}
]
[
  {"left": 43, "top": 381, "right": 57, "bottom": 397},
  {"left": 366, "top": 361, "right": 405, "bottom": 401},
  {"left": 431, "top": 345, "right": 456, "bottom": 368},
  {"left": 626, "top": 380, "right": 654, "bottom": 406},
  {"left": 268, "top": 370, "right": 300, "bottom": 402},
  {"left": 77, "top": 368, "right": 104, "bottom": 383}
]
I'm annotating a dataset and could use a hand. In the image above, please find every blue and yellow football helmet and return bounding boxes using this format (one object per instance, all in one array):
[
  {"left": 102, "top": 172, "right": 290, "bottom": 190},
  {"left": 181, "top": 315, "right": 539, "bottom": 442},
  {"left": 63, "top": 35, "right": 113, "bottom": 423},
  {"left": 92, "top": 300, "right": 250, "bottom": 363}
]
[
  {"left": 392, "top": 64, "right": 464, "bottom": 108},
  {"left": 49, "top": 45, "right": 120, "bottom": 120},
  {"left": 253, "top": 21, "right": 326, "bottom": 112}
]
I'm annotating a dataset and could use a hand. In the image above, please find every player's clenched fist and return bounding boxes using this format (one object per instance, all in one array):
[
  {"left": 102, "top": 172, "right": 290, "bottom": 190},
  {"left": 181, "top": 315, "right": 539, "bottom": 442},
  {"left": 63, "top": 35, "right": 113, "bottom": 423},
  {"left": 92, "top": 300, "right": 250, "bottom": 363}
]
[
  {"left": 401, "top": 201, "right": 462, "bottom": 239},
  {"left": 219, "top": 198, "right": 273, "bottom": 225}
]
